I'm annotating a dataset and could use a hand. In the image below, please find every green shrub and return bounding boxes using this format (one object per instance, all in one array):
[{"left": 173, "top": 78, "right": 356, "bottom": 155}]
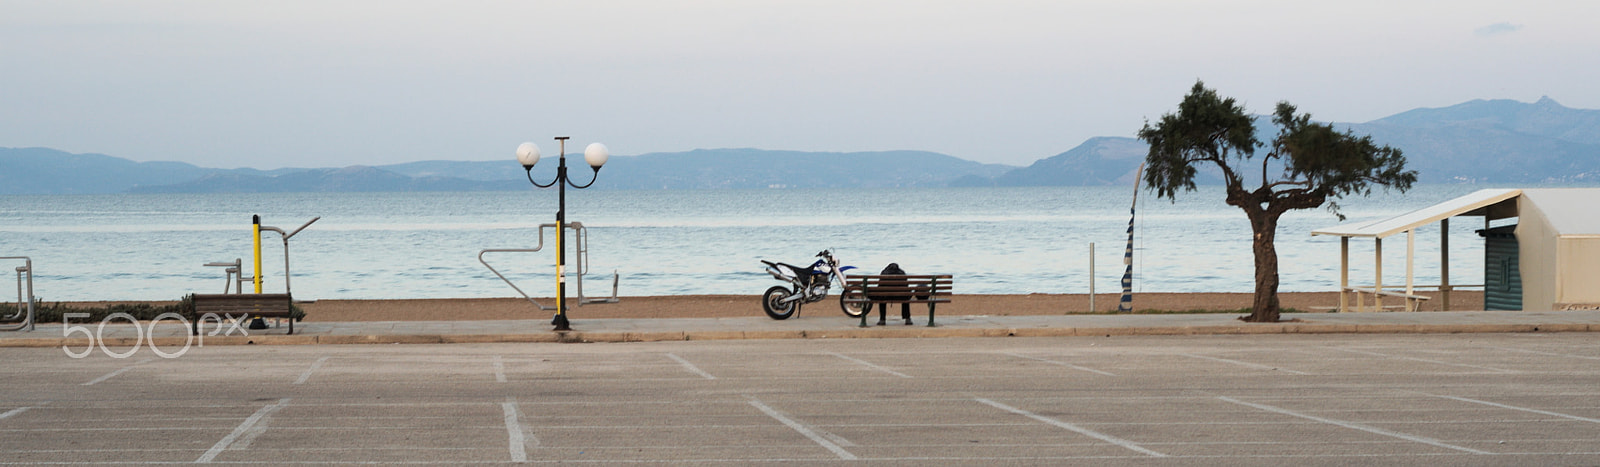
[{"left": 13, "top": 294, "right": 304, "bottom": 323}]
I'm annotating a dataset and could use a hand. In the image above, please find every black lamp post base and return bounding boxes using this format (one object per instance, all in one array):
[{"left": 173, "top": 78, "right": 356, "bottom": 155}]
[{"left": 552, "top": 313, "right": 571, "bottom": 331}]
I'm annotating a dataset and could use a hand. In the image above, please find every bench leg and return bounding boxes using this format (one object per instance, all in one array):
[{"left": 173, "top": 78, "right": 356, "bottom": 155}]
[
  {"left": 927, "top": 303, "right": 936, "bottom": 327},
  {"left": 859, "top": 302, "right": 871, "bottom": 328}
]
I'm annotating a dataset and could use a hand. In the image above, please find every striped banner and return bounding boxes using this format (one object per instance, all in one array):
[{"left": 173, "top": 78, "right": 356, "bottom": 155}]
[
  {"left": 1117, "top": 205, "right": 1135, "bottom": 312},
  {"left": 1118, "top": 164, "right": 1144, "bottom": 312}
]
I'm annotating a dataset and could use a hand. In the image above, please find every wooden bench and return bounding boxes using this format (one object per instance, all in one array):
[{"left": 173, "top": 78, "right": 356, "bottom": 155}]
[
  {"left": 190, "top": 293, "right": 296, "bottom": 335},
  {"left": 1345, "top": 287, "right": 1431, "bottom": 312},
  {"left": 843, "top": 275, "right": 952, "bottom": 327}
]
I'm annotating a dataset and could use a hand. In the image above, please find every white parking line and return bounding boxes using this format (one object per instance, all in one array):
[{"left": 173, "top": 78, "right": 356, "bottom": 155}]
[
  {"left": 665, "top": 353, "right": 715, "bottom": 380},
  {"left": 83, "top": 358, "right": 154, "bottom": 386},
  {"left": 502, "top": 398, "right": 529, "bottom": 463},
  {"left": 1426, "top": 393, "right": 1600, "bottom": 424},
  {"left": 229, "top": 407, "right": 281, "bottom": 450},
  {"left": 1180, "top": 353, "right": 1309, "bottom": 375},
  {"left": 294, "top": 357, "right": 329, "bottom": 385},
  {"left": 1488, "top": 346, "right": 1600, "bottom": 361},
  {"left": 975, "top": 398, "right": 1166, "bottom": 457},
  {"left": 747, "top": 398, "right": 856, "bottom": 460},
  {"left": 1218, "top": 396, "right": 1488, "bottom": 454},
  {"left": 1003, "top": 353, "right": 1117, "bottom": 376},
  {"left": 0, "top": 407, "right": 33, "bottom": 421},
  {"left": 492, "top": 356, "right": 507, "bottom": 383},
  {"left": 197, "top": 398, "right": 291, "bottom": 463},
  {"left": 1328, "top": 347, "right": 1517, "bottom": 373},
  {"left": 825, "top": 352, "right": 910, "bottom": 378}
]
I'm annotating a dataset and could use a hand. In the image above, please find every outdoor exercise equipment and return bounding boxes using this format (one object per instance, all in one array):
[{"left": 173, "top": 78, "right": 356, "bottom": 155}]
[
  {"left": 1, "top": 257, "right": 35, "bottom": 332},
  {"left": 204, "top": 216, "right": 318, "bottom": 330},
  {"left": 256, "top": 216, "right": 320, "bottom": 297},
  {"left": 203, "top": 258, "right": 246, "bottom": 294}
]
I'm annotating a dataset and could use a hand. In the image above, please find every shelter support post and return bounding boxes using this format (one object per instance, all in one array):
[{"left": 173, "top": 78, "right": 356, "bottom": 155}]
[
  {"left": 1441, "top": 218, "right": 1451, "bottom": 311},
  {"left": 1374, "top": 238, "right": 1383, "bottom": 311},
  {"left": 1406, "top": 229, "right": 1415, "bottom": 297},
  {"left": 1340, "top": 237, "right": 1349, "bottom": 313}
]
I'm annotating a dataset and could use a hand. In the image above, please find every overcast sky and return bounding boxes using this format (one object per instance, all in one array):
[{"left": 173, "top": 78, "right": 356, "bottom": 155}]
[{"left": 3, "top": 1, "right": 1596, "bottom": 168}]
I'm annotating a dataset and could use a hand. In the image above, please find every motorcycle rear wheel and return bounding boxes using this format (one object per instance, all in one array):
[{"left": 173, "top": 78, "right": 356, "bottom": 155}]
[
  {"left": 762, "top": 286, "right": 797, "bottom": 320},
  {"left": 839, "top": 288, "right": 870, "bottom": 318}
]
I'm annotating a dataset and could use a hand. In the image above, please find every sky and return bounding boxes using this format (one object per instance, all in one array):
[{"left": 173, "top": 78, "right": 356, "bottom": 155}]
[{"left": 3, "top": 1, "right": 1597, "bottom": 168}]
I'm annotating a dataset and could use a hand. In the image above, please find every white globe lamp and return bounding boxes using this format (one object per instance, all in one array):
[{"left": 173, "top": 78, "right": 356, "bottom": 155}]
[
  {"left": 516, "top": 142, "right": 541, "bottom": 168},
  {"left": 583, "top": 143, "right": 609, "bottom": 170}
]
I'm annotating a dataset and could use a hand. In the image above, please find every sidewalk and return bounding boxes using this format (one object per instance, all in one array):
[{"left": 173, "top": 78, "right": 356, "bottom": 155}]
[{"left": 2, "top": 309, "right": 1598, "bottom": 348}]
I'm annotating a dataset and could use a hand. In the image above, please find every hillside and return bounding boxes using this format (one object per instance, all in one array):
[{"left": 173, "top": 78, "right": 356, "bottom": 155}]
[
  {"left": 967, "top": 97, "right": 1600, "bottom": 186},
  {"left": 7, "top": 96, "right": 1600, "bottom": 193},
  {"left": 3, "top": 147, "right": 1015, "bottom": 194}
]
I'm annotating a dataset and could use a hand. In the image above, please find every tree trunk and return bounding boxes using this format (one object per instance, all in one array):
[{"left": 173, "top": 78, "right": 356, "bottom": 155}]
[{"left": 1245, "top": 211, "right": 1282, "bottom": 322}]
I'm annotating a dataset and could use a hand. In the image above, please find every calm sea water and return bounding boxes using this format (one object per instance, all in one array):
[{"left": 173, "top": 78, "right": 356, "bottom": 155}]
[{"left": 0, "top": 185, "right": 1501, "bottom": 301}]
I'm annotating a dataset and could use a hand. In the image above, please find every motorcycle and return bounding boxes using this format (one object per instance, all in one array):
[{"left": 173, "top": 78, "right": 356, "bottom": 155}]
[{"left": 759, "top": 249, "right": 871, "bottom": 320}]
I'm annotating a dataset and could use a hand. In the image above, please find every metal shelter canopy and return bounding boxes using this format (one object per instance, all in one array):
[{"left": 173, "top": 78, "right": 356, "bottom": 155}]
[
  {"left": 1309, "top": 188, "right": 1523, "bottom": 312},
  {"left": 1310, "top": 189, "right": 1522, "bottom": 239}
]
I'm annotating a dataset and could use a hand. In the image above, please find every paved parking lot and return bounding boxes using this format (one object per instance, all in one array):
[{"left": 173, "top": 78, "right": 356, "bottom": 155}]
[{"left": 2, "top": 333, "right": 1598, "bottom": 464}]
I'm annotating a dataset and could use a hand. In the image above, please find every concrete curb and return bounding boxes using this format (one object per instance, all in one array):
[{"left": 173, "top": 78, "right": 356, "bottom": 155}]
[{"left": 1, "top": 321, "right": 1593, "bottom": 348}]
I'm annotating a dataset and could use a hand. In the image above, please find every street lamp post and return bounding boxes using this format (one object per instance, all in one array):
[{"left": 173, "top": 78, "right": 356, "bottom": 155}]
[{"left": 517, "top": 137, "right": 608, "bottom": 331}]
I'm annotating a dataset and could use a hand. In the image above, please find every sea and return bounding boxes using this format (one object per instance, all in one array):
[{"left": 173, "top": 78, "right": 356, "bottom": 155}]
[{"left": 0, "top": 185, "right": 1515, "bottom": 302}]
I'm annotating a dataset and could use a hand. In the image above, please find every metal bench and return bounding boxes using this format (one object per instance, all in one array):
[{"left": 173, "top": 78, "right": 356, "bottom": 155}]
[
  {"left": 190, "top": 293, "right": 296, "bottom": 335},
  {"left": 843, "top": 275, "right": 953, "bottom": 327}
]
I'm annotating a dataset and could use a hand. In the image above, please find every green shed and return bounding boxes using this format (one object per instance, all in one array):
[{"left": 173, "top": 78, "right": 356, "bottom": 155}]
[{"left": 1479, "top": 226, "right": 1521, "bottom": 311}]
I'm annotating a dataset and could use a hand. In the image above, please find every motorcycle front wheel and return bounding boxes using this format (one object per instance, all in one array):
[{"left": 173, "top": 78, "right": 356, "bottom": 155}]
[
  {"left": 839, "top": 288, "right": 871, "bottom": 318},
  {"left": 762, "top": 286, "right": 797, "bottom": 320}
]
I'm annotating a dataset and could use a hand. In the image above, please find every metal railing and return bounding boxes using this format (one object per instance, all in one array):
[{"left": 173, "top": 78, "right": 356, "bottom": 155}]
[
  {"left": 479, "top": 222, "right": 618, "bottom": 311},
  {"left": 2, "top": 257, "right": 35, "bottom": 332},
  {"left": 572, "top": 224, "right": 619, "bottom": 305}
]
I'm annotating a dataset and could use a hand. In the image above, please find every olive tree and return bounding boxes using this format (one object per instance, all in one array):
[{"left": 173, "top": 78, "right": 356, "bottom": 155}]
[{"left": 1137, "top": 81, "right": 1417, "bottom": 322}]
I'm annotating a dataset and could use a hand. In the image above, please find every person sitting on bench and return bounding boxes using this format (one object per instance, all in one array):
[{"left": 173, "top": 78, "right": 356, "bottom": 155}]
[{"left": 876, "top": 263, "right": 913, "bottom": 326}]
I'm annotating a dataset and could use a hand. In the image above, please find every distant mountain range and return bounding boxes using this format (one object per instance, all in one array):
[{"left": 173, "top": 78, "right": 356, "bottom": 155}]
[
  {"left": 0, "top": 148, "right": 1014, "bottom": 194},
  {"left": 4, "top": 97, "right": 1598, "bottom": 194},
  {"left": 956, "top": 96, "right": 1600, "bottom": 187},
  {"left": 375, "top": 148, "right": 1017, "bottom": 190},
  {"left": 1346, "top": 96, "right": 1600, "bottom": 183}
]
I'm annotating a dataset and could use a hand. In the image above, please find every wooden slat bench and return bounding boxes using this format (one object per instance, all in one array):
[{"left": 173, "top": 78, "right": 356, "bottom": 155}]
[
  {"left": 190, "top": 293, "right": 296, "bottom": 335},
  {"left": 1345, "top": 287, "right": 1431, "bottom": 312},
  {"left": 843, "top": 275, "right": 953, "bottom": 327}
]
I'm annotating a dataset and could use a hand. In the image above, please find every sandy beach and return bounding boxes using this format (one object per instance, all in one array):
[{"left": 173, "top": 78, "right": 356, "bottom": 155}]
[
  {"left": 136, "top": 291, "right": 1487, "bottom": 322},
  {"left": 43, "top": 291, "right": 1485, "bottom": 323}
]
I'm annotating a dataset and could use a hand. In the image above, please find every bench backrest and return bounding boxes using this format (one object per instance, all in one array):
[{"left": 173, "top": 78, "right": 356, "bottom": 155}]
[
  {"left": 846, "top": 275, "right": 953, "bottom": 298},
  {"left": 191, "top": 293, "right": 294, "bottom": 315}
]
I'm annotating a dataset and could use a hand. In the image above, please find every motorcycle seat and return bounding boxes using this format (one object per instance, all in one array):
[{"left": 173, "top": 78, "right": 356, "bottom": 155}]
[{"left": 768, "top": 262, "right": 813, "bottom": 276}]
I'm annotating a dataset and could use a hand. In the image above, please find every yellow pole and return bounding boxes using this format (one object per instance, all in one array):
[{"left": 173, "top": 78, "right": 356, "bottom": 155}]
[
  {"left": 252, "top": 215, "right": 263, "bottom": 294},
  {"left": 556, "top": 217, "right": 564, "bottom": 311}
]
